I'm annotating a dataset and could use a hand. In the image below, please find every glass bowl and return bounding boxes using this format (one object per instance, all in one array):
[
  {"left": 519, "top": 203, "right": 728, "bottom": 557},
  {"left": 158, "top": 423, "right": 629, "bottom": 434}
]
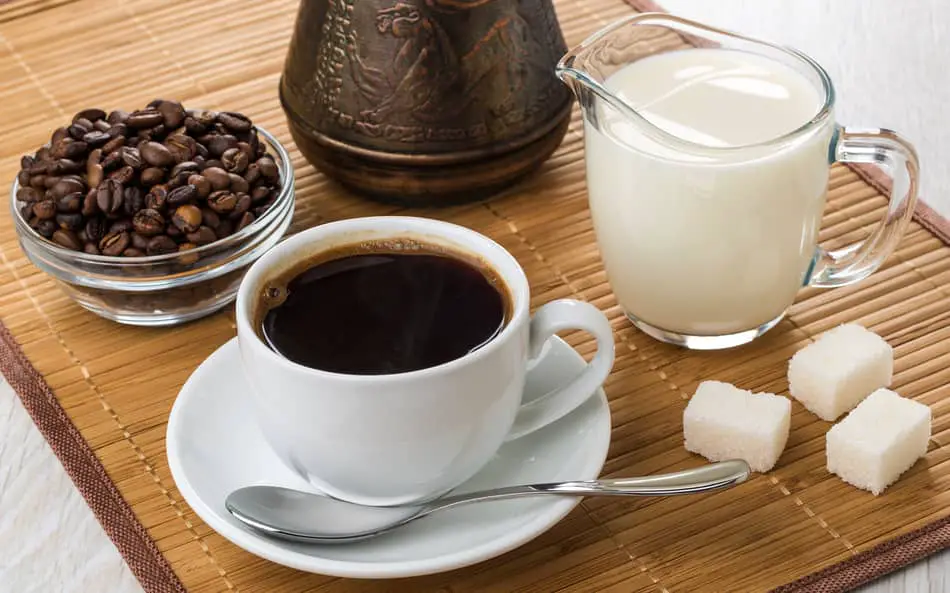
[{"left": 9, "top": 127, "right": 295, "bottom": 327}]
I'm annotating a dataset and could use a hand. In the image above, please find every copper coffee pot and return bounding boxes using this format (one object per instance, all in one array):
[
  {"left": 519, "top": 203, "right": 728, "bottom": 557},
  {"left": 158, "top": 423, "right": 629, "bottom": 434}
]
[{"left": 279, "top": 0, "right": 573, "bottom": 206}]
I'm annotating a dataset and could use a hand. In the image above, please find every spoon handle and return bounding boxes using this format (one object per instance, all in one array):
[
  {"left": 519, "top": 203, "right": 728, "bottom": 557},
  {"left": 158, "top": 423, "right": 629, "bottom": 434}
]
[{"left": 430, "top": 460, "right": 750, "bottom": 512}]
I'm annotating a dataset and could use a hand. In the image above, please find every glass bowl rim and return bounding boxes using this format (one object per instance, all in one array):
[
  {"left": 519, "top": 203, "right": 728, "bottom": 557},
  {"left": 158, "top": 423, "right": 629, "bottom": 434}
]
[{"left": 9, "top": 124, "right": 295, "bottom": 267}]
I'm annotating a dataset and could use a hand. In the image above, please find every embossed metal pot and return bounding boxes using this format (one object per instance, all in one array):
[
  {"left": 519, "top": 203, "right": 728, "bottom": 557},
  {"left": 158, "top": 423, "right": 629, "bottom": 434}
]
[{"left": 279, "top": 0, "right": 573, "bottom": 206}]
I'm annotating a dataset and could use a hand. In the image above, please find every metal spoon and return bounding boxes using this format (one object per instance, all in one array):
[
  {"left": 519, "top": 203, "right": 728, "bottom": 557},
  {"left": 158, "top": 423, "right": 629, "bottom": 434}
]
[{"left": 225, "top": 459, "right": 750, "bottom": 544}]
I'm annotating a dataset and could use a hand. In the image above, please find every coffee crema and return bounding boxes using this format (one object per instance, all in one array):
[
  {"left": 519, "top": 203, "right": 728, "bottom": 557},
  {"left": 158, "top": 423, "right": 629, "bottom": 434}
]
[{"left": 258, "top": 239, "right": 511, "bottom": 375}]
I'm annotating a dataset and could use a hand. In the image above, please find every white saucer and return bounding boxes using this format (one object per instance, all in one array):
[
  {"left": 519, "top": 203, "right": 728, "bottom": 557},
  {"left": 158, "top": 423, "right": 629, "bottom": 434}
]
[{"left": 166, "top": 336, "right": 611, "bottom": 579}]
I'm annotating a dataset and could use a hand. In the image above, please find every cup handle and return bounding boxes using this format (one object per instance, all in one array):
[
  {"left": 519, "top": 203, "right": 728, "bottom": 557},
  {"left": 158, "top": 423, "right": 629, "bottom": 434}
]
[
  {"left": 807, "top": 125, "right": 920, "bottom": 287},
  {"left": 504, "top": 299, "right": 615, "bottom": 441}
]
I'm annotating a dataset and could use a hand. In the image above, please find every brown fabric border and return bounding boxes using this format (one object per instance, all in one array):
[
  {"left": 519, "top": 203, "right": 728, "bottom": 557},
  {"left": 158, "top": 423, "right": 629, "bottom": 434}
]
[
  {"left": 619, "top": 0, "right": 950, "bottom": 590},
  {"left": 0, "top": 323, "right": 187, "bottom": 593}
]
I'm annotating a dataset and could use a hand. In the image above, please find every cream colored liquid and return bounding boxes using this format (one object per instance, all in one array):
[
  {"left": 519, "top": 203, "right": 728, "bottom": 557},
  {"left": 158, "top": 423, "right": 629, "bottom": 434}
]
[{"left": 585, "top": 48, "right": 834, "bottom": 335}]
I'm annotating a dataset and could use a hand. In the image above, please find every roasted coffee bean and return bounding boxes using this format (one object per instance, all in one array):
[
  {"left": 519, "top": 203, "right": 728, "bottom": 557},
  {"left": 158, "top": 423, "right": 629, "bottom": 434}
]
[
  {"left": 85, "top": 218, "right": 108, "bottom": 243},
  {"left": 94, "top": 120, "right": 112, "bottom": 132},
  {"left": 55, "top": 213, "right": 83, "bottom": 230},
  {"left": 140, "top": 141, "right": 175, "bottom": 167},
  {"left": 202, "top": 159, "right": 224, "bottom": 171},
  {"left": 183, "top": 117, "right": 204, "bottom": 136},
  {"left": 141, "top": 123, "right": 166, "bottom": 141},
  {"left": 207, "top": 191, "right": 237, "bottom": 213},
  {"left": 166, "top": 134, "right": 196, "bottom": 162},
  {"left": 100, "top": 231, "right": 131, "bottom": 256},
  {"left": 82, "top": 188, "right": 98, "bottom": 216},
  {"left": 17, "top": 169, "right": 32, "bottom": 187},
  {"left": 235, "top": 211, "right": 255, "bottom": 232},
  {"left": 20, "top": 204, "right": 34, "bottom": 221},
  {"left": 236, "top": 141, "right": 254, "bottom": 160},
  {"left": 132, "top": 208, "right": 165, "bottom": 236},
  {"left": 34, "top": 219, "right": 57, "bottom": 238},
  {"left": 215, "top": 219, "right": 233, "bottom": 238},
  {"left": 67, "top": 123, "right": 89, "bottom": 140},
  {"left": 51, "top": 177, "right": 85, "bottom": 199},
  {"left": 165, "top": 224, "right": 183, "bottom": 240},
  {"left": 52, "top": 229, "right": 82, "bottom": 251},
  {"left": 51, "top": 127, "right": 69, "bottom": 146},
  {"left": 229, "top": 193, "right": 251, "bottom": 218},
  {"left": 250, "top": 185, "right": 272, "bottom": 203},
  {"left": 122, "top": 247, "right": 146, "bottom": 257},
  {"left": 140, "top": 167, "right": 165, "bottom": 186},
  {"left": 177, "top": 242, "right": 199, "bottom": 265},
  {"left": 64, "top": 140, "right": 89, "bottom": 160},
  {"left": 172, "top": 205, "right": 202, "bottom": 233},
  {"left": 228, "top": 173, "right": 249, "bottom": 194},
  {"left": 170, "top": 161, "right": 200, "bottom": 178},
  {"left": 217, "top": 112, "right": 252, "bottom": 133},
  {"left": 44, "top": 175, "right": 62, "bottom": 189},
  {"left": 20, "top": 155, "right": 35, "bottom": 170},
  {"left": 146, "top": 234, "right": 177, "bottom": 255},
  {"left": 17, "top": 187, "right": 41, "bottom": 203},
  {"left": 126, "top": 136, "right": 141, "bottom": 148},
  {"left": 102, "top": 150, "right": 123, "bottom": 172},
  {"left": 96, "top": 179, "right": 124, "bottom": 215},
  {"left": 186, "top": 225, "right": 217, "bottom": 245},
  {"left": 244, "top": 163, "right": 261, "bottom": 185},
  {"left": 28, "top": 159, "right": 50, "bottom": 175},
  {"left": 127, "top": 109, "right": 164, "bottom": 129},
  {"left": 109, "top": 219, "right": 133, "bottom": 234},
  {"left": 83, "top": 242, "right": 100, "bottom": 255},
  {"left": 145, "top": 185, "right": 168, "bottom": 211},
  {"left": 257, "top": 157, "right": 279, "bottom": 182},
  {"left": 101, "top": 135, "right": 126, "bottom": 155},
  {"left": 123, "top": 186, "right": 145, "bottom": 215},
  {"left": 156, "top": 100, "right": 186, "bottom": 129},
  {"left": 188, "top": 174, "right": 211, "bottom": 198},
  {"left": 199, "top": 208, "right": 220, "bottom": 229},
  {"left": 120, "top": 146, "right": 143, "bottom": 169},
  {"left": 208, "top": 134, "right": 238, "bottom": 157},
  {"left": 52, "top": 158, "right": 83, "bottom": 175},
  {"left": 248, "top": 128, "right": 263, "bottom": 158},
  {"left": 130, "top": 232, "right": 149, "bottom": 251},
  {"left": 57, "top": 192, "right": 83, "bottom": 213},
  {"left": 78, "top": 228, "right": 89, "bottom": 242},
  {"left": 83, "top": 130, "right": 111, "bottom": 147},
  {"left": 29, "top": 175, "right": 47, "bottom": 190},
  {"left": 167, "top": 184, "right": 198, "bottom": 207},
  {"left": 33, "top": 200, "right": 57, "bottom": 219},
  {"left": 221, "top": 147, "right": 249, "bottom": 174},
  {"left": 35, "top": 146, "right": 52, "bottom": 161},
  {"left": 107, "top": 110, "right": 129, "bottom": 125},
  {"left": 195, "top": 143, "right": 209, "bottom": 160},
  {"left": 110, "top": 165, "right": 135, "bottom": 185},
  {"left": 201, "top": 167, "right": 230, "bottom": 190},
  {"left": 74, "top": 108, "right": 106, "bottom": 123},
  {"left": 107, "top": 122, "right": 128, "bottom": 139}
]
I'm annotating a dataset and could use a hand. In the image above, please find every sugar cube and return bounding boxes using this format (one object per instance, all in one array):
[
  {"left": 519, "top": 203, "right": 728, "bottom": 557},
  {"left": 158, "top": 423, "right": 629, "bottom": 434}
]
[
  {"left": 684, "top": 381, "right": 791, "bottom": 472},
  {"left": 788, "top": 323, "right": 892, "bottom": 421},
  {"left": 826, "top": 388, "right": 930, "bottom": 495}
]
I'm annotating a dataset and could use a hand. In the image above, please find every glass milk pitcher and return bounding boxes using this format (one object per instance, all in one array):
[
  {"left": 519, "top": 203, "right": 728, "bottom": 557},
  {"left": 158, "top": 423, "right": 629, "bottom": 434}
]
[{"left": 557, "top": 13, "right": 919, "bottom": 350}]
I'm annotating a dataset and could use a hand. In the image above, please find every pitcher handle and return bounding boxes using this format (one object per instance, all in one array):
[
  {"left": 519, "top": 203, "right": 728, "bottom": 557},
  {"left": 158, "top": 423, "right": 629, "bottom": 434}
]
[{"left": 808, "top": 125, "right": 920, "bottom": 288}]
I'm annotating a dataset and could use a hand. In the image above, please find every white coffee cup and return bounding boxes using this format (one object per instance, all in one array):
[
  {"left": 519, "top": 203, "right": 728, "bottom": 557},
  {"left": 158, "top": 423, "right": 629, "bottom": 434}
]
[{"left": 235, "top": 216, "right": 615, "bottom": 506}]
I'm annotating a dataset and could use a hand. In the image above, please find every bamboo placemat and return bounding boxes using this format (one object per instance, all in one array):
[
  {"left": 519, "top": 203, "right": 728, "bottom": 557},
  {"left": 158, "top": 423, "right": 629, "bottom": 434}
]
[{"left": 1, "top": 0, "right": 948, "bottom": 592}]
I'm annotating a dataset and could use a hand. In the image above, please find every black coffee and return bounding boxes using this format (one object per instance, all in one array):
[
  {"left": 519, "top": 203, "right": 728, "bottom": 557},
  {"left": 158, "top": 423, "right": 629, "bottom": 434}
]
[{"left": 259, "top": 242, "right": 510, "bottom": 375}]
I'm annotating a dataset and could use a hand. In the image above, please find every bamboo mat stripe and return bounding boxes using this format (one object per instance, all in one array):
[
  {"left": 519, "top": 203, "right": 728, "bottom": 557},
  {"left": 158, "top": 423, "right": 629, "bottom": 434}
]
[{"left": 1, "top": 0, "right": 948, "bottom": 592}]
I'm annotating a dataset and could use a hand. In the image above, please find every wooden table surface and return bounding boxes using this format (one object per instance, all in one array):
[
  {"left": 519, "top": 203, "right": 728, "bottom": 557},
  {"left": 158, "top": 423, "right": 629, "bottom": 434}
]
[{"left": 2, "top": 1, "right": 949, "bottom": 591}]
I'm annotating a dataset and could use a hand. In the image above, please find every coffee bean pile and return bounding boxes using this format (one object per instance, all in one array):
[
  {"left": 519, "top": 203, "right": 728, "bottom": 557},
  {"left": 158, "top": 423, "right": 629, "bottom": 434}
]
[{"left": 15, "top": 99, "right": 282, "bottom": 258}]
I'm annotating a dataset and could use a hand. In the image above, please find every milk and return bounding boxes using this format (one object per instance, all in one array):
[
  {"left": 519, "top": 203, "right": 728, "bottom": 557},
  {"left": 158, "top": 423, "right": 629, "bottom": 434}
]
[{"left": 584, "top": 48, "right": 834, "bottom": 336}]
